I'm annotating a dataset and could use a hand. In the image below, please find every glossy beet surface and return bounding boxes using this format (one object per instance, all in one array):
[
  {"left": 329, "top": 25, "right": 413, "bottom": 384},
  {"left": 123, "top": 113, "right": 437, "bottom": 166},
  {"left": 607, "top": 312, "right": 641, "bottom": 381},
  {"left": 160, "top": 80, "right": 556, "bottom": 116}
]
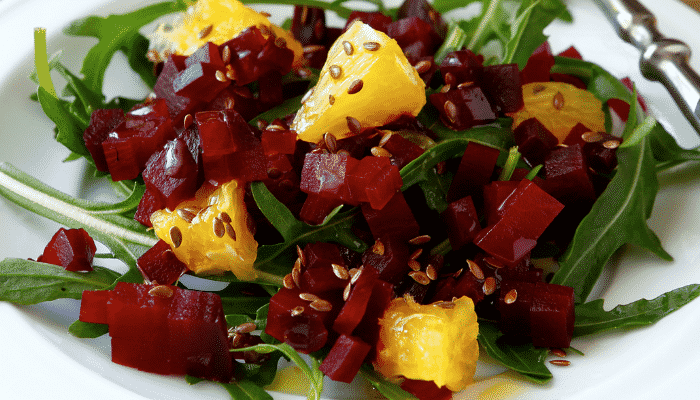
[{"left": 38, "top": 228, "right": 96, "bottom": 272}]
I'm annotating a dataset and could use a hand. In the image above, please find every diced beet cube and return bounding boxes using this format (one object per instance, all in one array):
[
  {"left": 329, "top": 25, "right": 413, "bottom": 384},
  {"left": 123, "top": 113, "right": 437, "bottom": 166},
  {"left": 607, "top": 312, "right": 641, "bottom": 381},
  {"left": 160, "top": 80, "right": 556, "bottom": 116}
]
[
  {"left": 301, "top": 267, "right": 347, "bottom": 293},
  {"left": 173, "top": 62, "right": 230, "bottom": 102},
  {"left": 154, "top": 56, "right": 202, "bottom": 122},
  {"left": 196, "top": 109, "right": 255, "bottom": 158},
  {"left": 397, "top": 0, "right": 447, "bottom": 39},
  {"left": 365, "top": 165, "right": 402, "bottom": 210},
  {"left": 134, "top": 186, "right": 166, "bottom": 227},
  {"left": 303, "top": 242, "right": 345, "bottom": 270},
  {"left": 137, "top": 239, "right": 188, "bottom": 285},
  {"left": 520, "top": 42, "right": 555, "bottom": 84},
  {"left": 474, "top": 180, "right": 564, "bottom": 265},
  {"left": 447, "top": 141, "right": 501, "bottom": 203},
  {"left": 361, "top": 236, "right": 411, "bottom": 285},
  {"left": 440, "top": 50, "right": 484, "bottom": 85},
  {"left": 529, "top": 282, "right": 575, "bottom": 348},
  {"left": 344, "top": 11, "right": 392, "bottom": 33},
  {"left": 292, "top": 6, "right": 327, "bottom": 45},
  {"left": 258, "top": 71, "right": 285, "bottom": 111},
  {"left": 255, "top": 39, "right": 295, "bottom": 79},
  {"left": 388, "top": 16, "right": 442, "bottom": 60},
  {"left": 541, "top": 144, "right": 596, "bottom": 205},
  {"left": 102, "top": 137, "right": 142, "bottom": 181},
  {"left": 482, "top": 180, "right": 519, "bottom": 226},
  {"left": 382, "top": 133, "right": 425, "bottom": 169},
  {"left": 300, "top": 152, "right": 358, "bottom": 202},
  {"left": 79, "top": 290, "right": 110, "bottom": 324},
  {"left": 361, "top": 191, "right": 420, "bottom": 242},
  {"left": 39, "top": 228, "right": 96, "bottom": 272},
  {"left": 429, "top": 85, "right": 496, "bottom": 131},
  {"left": 266, "top": 286, "right": 331, "bottom": 353},
  {"left": 480, "top": 64, "right": 523, "bottom": 113},
  {"left": 400, "top": 379, "right": 452, "bottom": 400},
  {"left": 557, "top": 45, "right": 583, "bottom": 60},
  {"left": 441, "top": 195, "right": 481, "bottom": 251},
  {"left": 347, "top": 156, "right": 392, "bottom": 204},
  {"left": 451, "top": 268, "right": 485, "bottom": 304},
  {"left": 83, "top": 109, "right": 125, "bottom": 172},
  {"left": 333, "top": 267, "right": 380, "bottom": 335},
  {"left": 499, "top": 266, "right": 543, "bottom": 283},
  {"left": 261, "top": 129, "right": 297, "bottom": 155},
  {"left": 299, "top": 193, "right": 344, "bottom": 225},
  {"left": 513, "top": 118, "right": 559, "bottom": 167},
  {"left": 111, "top": 335, "right": 174, "bottom": 375},
  {"left": 107, "top": 283, "right": 169, "bottom": 339},
  {"left": 353, "top": 280, "right": 394, "bottom": 352},
  {"left": 185, "top": 42, "right": 224, "bottom": 69},
  {"left": 142, "top": 138, "right": 199, "bottom": 209},
  {"left": 498, "top": 280, "right": 534, "bottom": 339},
  {"left": 206, "top": 85, "right": 259, "bottom": 122},
  {"left": 319, "top": 334, "right": 371, "bottom": 383}
]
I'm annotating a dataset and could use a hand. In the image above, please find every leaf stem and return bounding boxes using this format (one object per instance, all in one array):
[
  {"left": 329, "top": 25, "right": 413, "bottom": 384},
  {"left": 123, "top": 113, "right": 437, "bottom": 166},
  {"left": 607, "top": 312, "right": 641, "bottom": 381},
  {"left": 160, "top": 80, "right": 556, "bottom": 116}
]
[{"left": 33, "top": 28, "right": 56, "bottom": 98}]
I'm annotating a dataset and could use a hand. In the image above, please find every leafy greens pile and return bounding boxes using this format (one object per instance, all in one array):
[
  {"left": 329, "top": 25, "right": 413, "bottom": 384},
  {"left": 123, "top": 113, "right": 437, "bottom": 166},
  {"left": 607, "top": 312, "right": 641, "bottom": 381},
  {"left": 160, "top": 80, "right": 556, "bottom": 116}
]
[{"left": 2, "top": 0, "right": 700, "bottom": 398}]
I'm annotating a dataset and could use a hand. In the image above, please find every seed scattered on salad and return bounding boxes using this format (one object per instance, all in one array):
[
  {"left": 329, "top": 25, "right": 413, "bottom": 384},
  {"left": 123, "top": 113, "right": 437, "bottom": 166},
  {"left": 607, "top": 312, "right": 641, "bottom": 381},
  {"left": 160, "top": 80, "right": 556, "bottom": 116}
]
[
  {"left": 409, "top": 270, "right": 431, "bottom": 285},
  {"left": 169, "top": 226, "right": 183, "bottom": 248},
  {"left": 350, "top": 267, "right": 363, "bottom": 284},
  {"left": 347, "top": 79, "right": 364, "bottom": 94},
  {"left": 342, "top": 40, "right": 354, "bottom": 55},
  {"left": 414, "top": 59, "right": 432, "bottom": 74},
  {"left": 212, "top": 217, "right": 225, "bottom": 238},
  {"left": 504, "top": 289, "right": 518, "bottom": 304},
  {"left": 549, "top": 360, "right": 571, "bottom": 366},
  {"left": 426, "top": 265, "right": 438, "bottom": 281},
  {"left": 408, "top": 259, "right": 421, "bottom": 271},
  {"left": 363, "top": 41, "right": 380, "bottom": 51},
  {"left": 483, "top": 277, "right": 497, "bottom": 295},
  {"left": 582, "top": 131, "right": 603, "bottom": 142},
  {"left": 324, "top": 132, "right": 338, "bottom": 153},
  {"left": 215, "top": 70, "right": 227, "bottom": 82},
  {"left": 604, "top": 139, "right": 621, "bottom": 149},
  {"left": 346, "top": 116, "right": 361, "bottom": 135},
  {"left": 332, "top": 263, "right": 350, "bottom": 280},
  {"left": 301, "top": 87, "right": 314, "bottom": 104},
  {"left": 235, "top": 322, "right": 257, "bottom": 334},
  {"left": 553, "top": 91, "right": 565, "bottom": 110},
  {"left": 328, "top": 94, "right": 336, "bottom": 105},
  {"left": 370, "top": 146, "right": 392, "bottom": 157},
  {"left": 550, "top": 348, "right": 567, "bottom": 358},
  {"left": 343, "top": 282, "right": 352, "bottom": 301},
  {"left": 408, "top": 234, "right": 431, "bottom": 245},
  {"left": 283, "top": 273, "right": 295, "bottom": 289},
  {"left": 225, "top": 222, "right": 236, "bottom": 240},
  {"left": 176, "top": 208, "right": 196, "bottom": 223},
  {"left": 468, "top": 260, "right": 485, "bottom": 280},
  {"left": 296, "top": 245, "right": 305, "bottom": 266},
  {"left": 198, "top": 24, "right": 213, "bottom": 39},
  {"left": 410, "top": 248, "right": 423, "bottom": 260},
  {"left": 444, "top": 100, "right": 458, "bottom": 123},
  {"left": 371, "top": 239, "right": 385, "bottom": 255},
  {"left": 329, "top": 64, "right": 342, "bottom": 79},
  {"left": 310, "top": 299, "right": 333, "bottom": 312},
  {"left": 148, "top": 285, "right": 174, "bottom": 298},
  {"left": 299, "top": 292, "right": 321, "bottom": 302},
  {"left": 290, "top": 306, "right": 304, "bottom": 317}
]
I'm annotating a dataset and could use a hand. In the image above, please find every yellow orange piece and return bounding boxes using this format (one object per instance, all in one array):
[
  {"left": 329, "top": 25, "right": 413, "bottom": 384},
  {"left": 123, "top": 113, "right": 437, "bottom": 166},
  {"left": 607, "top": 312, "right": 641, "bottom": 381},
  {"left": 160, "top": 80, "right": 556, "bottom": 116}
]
[
  {"left": 374, "top": 295, "right": 479, "bottom": 392},
  {"left": 150, "top": 0, "right": 302, "bottom": 67},
  {"left": 291, "top": 21, "right": 426, "bottom": 143},
  {"left": 508, "top": 82, "right": 606, "bottom": 143},
  {"left": 150, "top": 180, "right": 258, "bottom": 280}
]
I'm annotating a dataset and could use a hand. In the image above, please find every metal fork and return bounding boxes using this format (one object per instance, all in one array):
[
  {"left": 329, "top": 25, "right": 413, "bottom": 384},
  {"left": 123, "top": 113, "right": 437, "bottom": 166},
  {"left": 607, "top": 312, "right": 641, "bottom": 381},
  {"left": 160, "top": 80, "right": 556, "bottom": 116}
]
[{"left": 595, "top": 0, "right": 700, "bottom": 136}]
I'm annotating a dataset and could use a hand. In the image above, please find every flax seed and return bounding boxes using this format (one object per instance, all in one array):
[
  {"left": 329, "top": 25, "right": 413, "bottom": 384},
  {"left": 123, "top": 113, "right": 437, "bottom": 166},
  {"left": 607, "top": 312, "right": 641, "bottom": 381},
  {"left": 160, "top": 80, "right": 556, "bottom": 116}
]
[
  {"left": 296, "top": 245, "right": 306, "bottom": 267},
  {"left": 303, "top": 44, "right": 325, "bottom": 54},
  {"left": 467, "top": 259, "right": 484, "bottom": 280},
  {"left": 226, "top": 69, "right": 236, "bottom": 81},
  {"left": 444, "top": 72, "right": 456, "bottom": 86},
  {"left": 329, "top": 94, "right": 335, "bottom": 105},
  {"left": 198, "top": 24, "right": 213, "bottom": 39},
  {"left": 504, "top": 289, "right": 518, "bottom": 304},
  {"left": 215, "top": 70, "right": 227, "bottom": 82},
  {"left": 310, "top": 299, "right": 332, "bottom": 312},
  {"left": 350, "top": 267, "right": 363, "bottom": 285},
  {"left": 410, "top": 248, "right": 423, "bottom": 260},
  {"left": 222, "top": 46, "right": 231, "bottom": 64},
  {"left": 581, "top": 131, "right": 603, "bottom": 142},
  {"left": 533, "top": 84, "right": 547, "bottom": 94},
  {"left": 453, "top": 268, "right": 464, "bottom": 278},
  {"left": 484, "top": 257, "right": 504, "bottom": 269},
  {"left": 147, "top": 49, "right": 160, "bottom": 63},
  {"left": 299, "top": 292, "right": 320, "bottom": 302},
  {"left": 329, "top": 65, "right": 342, "bottom": 79},
  {"left": 346, "top": 116, "right": 362, "bottom": 135},
  {"left": 170, "top": 226, "right": 182, "bottom": 248},
  {"left": 434, "top": 300, "right": 456, "bottom": 309},
  {"left": 342, "top": 40, "right": 354, "bottom": 55},
  {"left": 149, "top": 285, "right": 174, "bottom": 298},
  {"left": 414, "top": 59, "right": 432, "bottom": 74},
  {"left": 444, "top": 100, "right": 458, "bottom": 124},
  {"left": 225, "top": 222, "right": 236, "bottom": 241},
  {"left": 409, "top": 271, "right": 431, "bottom": 285},
  {"left": 343, "top": 282, "right": 352, "bottom": 301},
  {"left": 213, "top": 217, "right": 225, "bottom": 238},
  {"left": 291, "top": 306, "right": 304, "bottom": 316},
  {"left": 549, "top": 359, "right": 571, "bottom": 366},
  {"left": 347, "top": 79, "right": 364, "bottom": 94},
  {"left": 426, "top": 265, "right": 438, "bottom": 281},
  {"left": 283, "top": 273, "right": 295, "bottom": 289},
  {"left": 370, "top": 146, "right": 392, "bottom": 158},
  {"left": 301, "top": 87, "right": 314, "bottom": 104},
  {"left": 332, "top": 263, "right": 350, "bottom": 280},
  {"left": 291, "top": 267, "right": 301, "bottom": 288},
  {"left": 372, "top": 240, "right": 385, "bottom": 255},
  {"left": 324, "top": 133, "right": 338, "bottom": 153},
  {"left": 183, "top": 113, "right": 194, "bottom": 129},
  {"left": 603, "top": 139, "right": 620, "bottom": 149},
  {"left": 553, "top": 91, "right": 565, "bottom": 110},
  {"left": 408, "top": 235, "right": 431, "bottom": 245},
  {"left": 300, "top": 6, "right": 308, "bottom": 24},
  {"left": 483, "top": 277, "right": 496, "bottom": 295},
  {"left": 177, "top": 208, "right": 196, "bottom": 223},
  {"left": 440, "top": 84, "right": 451, "bottom": 93},
  {"left": 457, "top": 81, "right": 474, "bottom": 89},
  {"left": 408, "top": 260, "right": 421, "bottom": 271},
  {"left": 259, "top": 24, "right": 273, "bottom": 37},
  {"left": 267, "top": 124, "right": 285, "bottom": 131},
  {"left": 550, "top": 348, "right": 567, "bottom": 358},
  {"left": 260, "top": 11, "right": 272, "bottom": 17},
  {"left": 363, "top": 41, "right": 380, "bottom": 51},
  {"left": 257, "top": 119, "right": 269, "bottom": 131},
  {"left": 235, "top": 322, "right": 257, "bottom": 334}
]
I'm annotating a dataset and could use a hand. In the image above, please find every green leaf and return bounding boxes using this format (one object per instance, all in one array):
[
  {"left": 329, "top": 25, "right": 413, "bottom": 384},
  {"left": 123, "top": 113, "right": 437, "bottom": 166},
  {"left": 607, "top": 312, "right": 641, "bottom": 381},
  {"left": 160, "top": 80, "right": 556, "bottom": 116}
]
[
  {"left": 232, "top": 343, "right": 324, "bottom": 400},
  {"left": 359, "top": 365, "right": 418, "bottom": 400},
  {"left": 432, "top": 0, "right": 481, "bottom": 14},
  {"left": 550, "top": 120, "right": 673, "bottom": 303},
  {"left": 434, "top": 21, "right": 469, "bottom": 64},
  {"left": 573, "top": 284, "right": 700, "bottom": 337},
  {"left": 36, "top": 87, "right": 91, "bottom": 158},
  {"left": 68, "top": 320, "right": 109, "bottom": 338},
  {"left": 0, "top": 258, "right": 119, "bottom": 305},
  {"left": 219, "top": 380, "right": 273, "bottom": 400},
  {"left": 477, "top": 321, "right": 552, "bottom": 383}
]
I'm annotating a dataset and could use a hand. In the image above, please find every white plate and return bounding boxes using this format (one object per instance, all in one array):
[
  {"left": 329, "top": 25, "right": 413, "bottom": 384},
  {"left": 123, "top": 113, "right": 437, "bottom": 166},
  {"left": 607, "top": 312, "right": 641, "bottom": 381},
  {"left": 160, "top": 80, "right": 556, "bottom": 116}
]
[{"left": 2, "top": 0, "right": 700, "bottom": 399}]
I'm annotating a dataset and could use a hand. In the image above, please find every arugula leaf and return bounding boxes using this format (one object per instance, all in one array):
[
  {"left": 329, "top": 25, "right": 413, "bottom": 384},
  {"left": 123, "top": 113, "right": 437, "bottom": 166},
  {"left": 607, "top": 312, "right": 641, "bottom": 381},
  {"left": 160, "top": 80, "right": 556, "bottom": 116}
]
[
  {"left": 550, "top": 118, "right": 673, "bottom": 303},
  {"left": 232, "top": 342, "right": 324, "bottom": 400},
  {"left": 219, "top": 380, "right": 274, "bottom": 400},
  {"left": 63, "top": 0, "right": 190, "bottom": 93},
  {"left": 0, "top": 258, "right": 119, "bottom": 305},
  {"left": 359, "top": 365, "right": 419, "bottom": 400},
  {"left": 432, "top": 0, "right": 481, "bottom": 14},
  {"left": 573, "top": 284, "right": 700, "bottom": 337},
  {"left": 477, "top": 321, "right": 552, "bottom": 383}
]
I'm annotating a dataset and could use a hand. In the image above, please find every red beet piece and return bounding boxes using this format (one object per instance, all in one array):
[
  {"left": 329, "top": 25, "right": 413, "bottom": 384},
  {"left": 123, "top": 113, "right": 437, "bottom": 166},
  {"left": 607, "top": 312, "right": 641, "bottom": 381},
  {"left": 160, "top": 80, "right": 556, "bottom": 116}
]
[
  {"left": 185, "top": 42, "right": 224, "bottom": 69},
  {"left": 388, "top": 16, "right": 442, "bottom": 61},
  {"left": 513, "top": 117, "right": 559, "bottom": 167},
  {"left": 365, "top": 164, "right": 402, "bottom": 210},
  {"left": 134, "top": 186, "right": 166, "bottom": 227},
  {"left": 361, "top": 235, "right": 411, "bottom": 285},
  {"left": 474, "top": 179, "right": 564, "bottom": 265},
  {"left": 382, "top": 133, "right": 425, "bottom": 169},
  {"left": 400, "top": 379, "right": 453, "bottom": 400},
  {"left": 299, "top": 193, "right": 344, "bottom": 225},
  {"left": 440, "top": 50, "right": 484, "bottom": 85},
  {"left": 541, "top": 144, "right": 596, "bottom": 205},
  {"left": 347, "top": 156, "right": 392, "bottom": 204},
  {"left": 520, "top": 42, "right": 555, "bottom": 84},
  {"left": 136, "top": 239, "right": 188, "bottom": 285},
  {"left": 154, "top": 56, "right": 202, "bottom": 122},
  {"left": 447, "top": 141, "right": 501, "bottom": 203},
  {"left": 257, "top": 71, "right": 285, "bottom": 111},
  {"left": 319, "top": 334, "right": 372, "bottom": 383},
  {"left": 557, "top": 45, "right": 583, "bottom": 60},
  {"left": 142, "top": 138, "right": 199, "bottom": 209},
  {"left": 353, "top": 280, "right": 394, "bottom": 352},
  {"left": 361, "top": 191, "right": 420, "bottom": 242},
  {"left": 78, "top": 290, "right": 110, "bottom": 324},
  {"left": 482, "top": 180, "right": 519, "bottom": 226},
  {"left": 39, "top": 228, "right": 96, "bottom": 272},
  {"left": 429, "top": 85, "right": 496, "bottom": 131},
  {"left": 261, "top": 129, "right": 297, "bottom": 155},
  {"left": 344, "top": 11, "right": 392, "bottom": 33},
  {"left": 300, "top": 152, "right": 358, "bottom": 202},
  {"left": 173, "top": 62, "right": 230, "bottom": 102},
  {"left": 102, "top": 138, "right": 141, "bottom": 181},
  {"left": 302, "top": 242, "right": 344, "bottom": 270},
  {"left": 206, "top": 85, "right": 259, "bottom": 122},
  {"left": 301, "top": 267, "right": 347, "bottom": 293},
  {"left": 397, "top": 0, "right": 447, "bottom": 39},
  {"left": 499, "top": 281, "right": 574, "bottom": 348},
  {"left": 480, "top": 64, "right": 523, "bottom": 113},
  {"left": 292, "top": 6, "right": 327, "bottom": 45},
  {"left": 265, "top": 286, "right": 331, "bottom": 353},
  {"left": 83, "top": 109, "right": 125, "bottom": 172},
  {"left": 441, "top": 195, "right": 481, "bottom": 251},
  {"left": 333, "top": 266, "right": 380, "bottom": 335}
]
